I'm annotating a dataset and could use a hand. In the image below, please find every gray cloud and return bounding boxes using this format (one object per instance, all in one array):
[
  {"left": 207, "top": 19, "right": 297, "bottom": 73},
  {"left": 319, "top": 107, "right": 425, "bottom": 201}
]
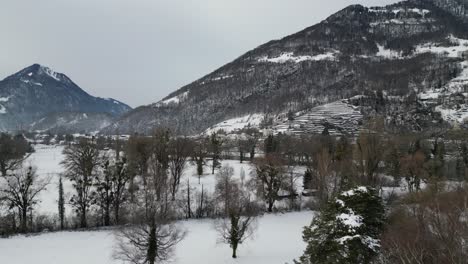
[{"left": 0, "top": 0, "right": 399, "bottom": 107}]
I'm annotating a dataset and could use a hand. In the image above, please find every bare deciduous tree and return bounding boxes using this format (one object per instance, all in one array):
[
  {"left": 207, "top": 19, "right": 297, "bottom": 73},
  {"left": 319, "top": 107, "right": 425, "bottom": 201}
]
[
  {"left": 1, "top": 165, "right": 49, "bottom": 233},
  {"left": 112, "top": 156, "right": 130, "bottom": 225},
  {"left": 168, "top": 137, "right": 191, "bottom": 200},
  {"left": 61, "top": 138, "right": 100, "bottom": 228},
  {"left": 114, "top": 153, "right": 185, "bottom": 264},
  {"left": 400, "top": 150, "right": 427, "bottom": 193},
  {"left": 354, "top": 130, "right": 385, "bottom": 188},
  {"left": 0, "top": 133, "right": 31, "bottom": 176},
  {"left": 191, "top": 138, "right": 208, "bottom": 183},
  {"left": 114, "top": 218, "right": 185, "bottom": 264},
  {"left": 381, "top": 186, "right": 468, "bottom": 264},
  {"left": 214, "top": 165, "right": 258, "bottom": 258},
  {"left": 253, "top": 155, "right": 286, "bottom": 212}
]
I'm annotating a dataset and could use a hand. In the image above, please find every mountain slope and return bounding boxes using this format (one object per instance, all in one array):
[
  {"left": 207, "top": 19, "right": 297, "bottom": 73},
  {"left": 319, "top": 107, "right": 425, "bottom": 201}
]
[
  {"left": 30, "top": 112, "right": 115, "bottom": 134},
  {"left": 104, "top": 0, "right": 468, "bottom": 135},
  {"left": 0, "top": 64, "right": 131, "bottom": 132}
]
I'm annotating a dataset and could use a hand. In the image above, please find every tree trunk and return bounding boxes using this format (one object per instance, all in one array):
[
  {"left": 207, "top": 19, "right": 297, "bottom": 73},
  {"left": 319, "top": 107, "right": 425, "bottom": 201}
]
[
  {"left": 21, "top": 207, "right": 27, "bottom": 233},
  {"left": 172, "top": 180, "right": 177, "bottom": 201},
  {"left": 80, "top": 207, "right": 87, "bottom": 228},
  {"left": 232, "top": 243, "right": 238, "bottom": 258},
  {"left": 199, "top": 185, "right": 204, "bottom": 218},
  {"left": 187, "top": 180, "right": 192, "bottom": 219},
  {"left": 250, "top": 147, "right": 255, "bottom": 161},
  {"left": 147, "top": 225, "right": 157, "bottom": 264},
  {"left": 114, "top": 204, "right": 120, "bottom": 225},
  {"left": 104, "top": 202, "right": 110, "bottom": 226},
  {"left": 267, "top": 200, "right": 274, "bottom": 213}
]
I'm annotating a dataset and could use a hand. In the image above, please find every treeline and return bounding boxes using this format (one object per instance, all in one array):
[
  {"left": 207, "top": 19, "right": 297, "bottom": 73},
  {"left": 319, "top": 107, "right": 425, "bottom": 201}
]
[{"left": 1, "top": 122, "right": 468, "bottom": 263}]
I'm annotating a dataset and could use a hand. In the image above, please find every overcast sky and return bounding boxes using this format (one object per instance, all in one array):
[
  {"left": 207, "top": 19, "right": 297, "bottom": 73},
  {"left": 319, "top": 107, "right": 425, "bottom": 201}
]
[{"left": 0, "top": 0, "right": 398, "bottom": 107}]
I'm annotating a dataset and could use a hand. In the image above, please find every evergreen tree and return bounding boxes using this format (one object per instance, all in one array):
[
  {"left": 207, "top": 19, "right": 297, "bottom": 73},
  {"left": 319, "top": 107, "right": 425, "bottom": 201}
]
[
  {"left": 264, "top": 134, "right": 278, "bottom": 154},
  {"left": 192, "top": 138, "right": 207, "bottom": 183},
  {"left": 297, "top": 187, "right": 385, "bottom": 264},
  {"left": 209, "top": 132, "right": 223, "bottom": 174},
  {"left": 303, "top": 168, "right": 313, "bottom": 190},
  {"left": 58, "top": 176, "right": 65, "bottom": 230}
]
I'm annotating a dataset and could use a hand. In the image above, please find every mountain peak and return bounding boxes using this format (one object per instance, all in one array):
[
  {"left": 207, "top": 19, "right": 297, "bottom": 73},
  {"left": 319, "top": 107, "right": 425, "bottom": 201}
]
[
  {"left": 0, "top": 64, "right": 132, "bottom": 132},
  {"left": 18, "top": 64, "right": 64, "bottom": 82}
]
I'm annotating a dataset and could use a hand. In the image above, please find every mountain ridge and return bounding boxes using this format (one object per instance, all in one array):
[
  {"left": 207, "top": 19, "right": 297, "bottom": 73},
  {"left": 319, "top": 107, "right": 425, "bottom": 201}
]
[{"left": 102, "top": 0, "right": 468, "bottom": 135}]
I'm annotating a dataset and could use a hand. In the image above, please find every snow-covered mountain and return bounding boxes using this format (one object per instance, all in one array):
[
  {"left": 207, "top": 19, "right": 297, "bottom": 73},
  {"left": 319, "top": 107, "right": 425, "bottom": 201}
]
[
  {"left": 0, "top": 64, "right": 131, "bottom": 132},
  {"left": 104, "top": 0, "right": 468, "bottom": 135}
]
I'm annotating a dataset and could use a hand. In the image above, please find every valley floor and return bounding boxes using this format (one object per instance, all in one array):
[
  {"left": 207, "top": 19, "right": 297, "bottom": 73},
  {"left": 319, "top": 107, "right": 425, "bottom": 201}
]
[{"left": 0, "top": 211, "right": 313, "bottom": 264}]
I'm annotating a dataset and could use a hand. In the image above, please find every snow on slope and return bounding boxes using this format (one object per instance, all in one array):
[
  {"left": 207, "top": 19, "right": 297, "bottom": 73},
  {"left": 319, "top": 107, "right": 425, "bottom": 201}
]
[
  {"left": 377, "top": 35, "right": 468, "bottom": 59},
  {"left": 369, "top": 7, "right": 430, "bottom": 16},
  {"left": 205, "top": 114, "right": 264, "bottom": 134},
  {"left": 0, "top": 96, "right": 9, "bottom": 114},
  {"left": 0, "top": 211, "right": 314, "bottom": 264},
  {"left": 272, "top": 101, "right": 363, "bottom": 135},
  {"left": 416, "top": 36, "right": 468, "bottom": 58},
  {"left": 157, "top": 91, "right": 189, "bottom": 106},
  {"left": 258, "top": 51, "right": 337, "bottom": 63}
]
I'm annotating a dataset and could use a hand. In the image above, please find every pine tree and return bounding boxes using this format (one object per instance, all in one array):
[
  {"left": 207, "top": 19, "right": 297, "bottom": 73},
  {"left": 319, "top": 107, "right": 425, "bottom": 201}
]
[
  {"left": 58, "top": 176, "right": 65, "bottom": 230},
  {"left": 303, "top": 168, "right": 313, "bottom": 190},
  {"left": 210, "top": 132, "right": 222, "bottom": 174},
  {"left": 297, "top": 186, "right": 385, "bottom": 264},
  {"left": 264, "top": 134, "right": 278, "bottom": 154}
]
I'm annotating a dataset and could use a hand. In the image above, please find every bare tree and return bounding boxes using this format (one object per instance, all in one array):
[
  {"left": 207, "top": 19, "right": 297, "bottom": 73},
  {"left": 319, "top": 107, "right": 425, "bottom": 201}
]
[
  {"left": 253, "top": 155, "right": 286, "bottom": 212},
  {"left": 214, "top": 165, "right": 258, "bottom": 258},
  {"left": 149, "top": 129, "right": 171, "bottom": 201},
  {"left": 314, "top": 148, "right": 334, "bottom": 204},
  {"left": 400, "top": 150, "right": 427, "bottom": 193},
  {"left": 112, "top": 156, "right": 130, "bottom": 225},
  {"left": 114, "top": 156, "right": 185, "bottom": 264},
  {"left": 0, "top": 133, "right": 31, "bottom": 176},
  {"left": 209, "top": 132, "right": 223, "bottom": 174},
  {"left": 95, "top": 158, "right": 114, "bottom": 226},
  {"left": 115, "top": 222, "right": 185, "bottom": 264},
  {"left": 1, "top": 165, "right": 49, "bottom": 233},
  {"left": 354, "top": 130, "right": 385, "bottom": 188},
  {"left": 168, "top": 137, "right": 191, "bottom": 200},
  {"left": 191, "top": 138, "right": 208, "bottom": 183},
  {"left": 126, "top": 135, "right": 152, "bottom": 200},
  {"left": 61, "top": 138, "right": 100, "bottom": 228},
  {"left": 215, "top": 165, "right": 236, "bottom": 215},
  {"left": 381, "top": 186, "right": 468, "bottom": 263}
]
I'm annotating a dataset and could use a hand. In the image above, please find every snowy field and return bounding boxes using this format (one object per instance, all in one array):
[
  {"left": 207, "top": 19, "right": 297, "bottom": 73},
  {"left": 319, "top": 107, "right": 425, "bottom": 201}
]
[
  {"left": 0, "top": 144, "right": 313, "bottom": 264},
  {"left": 22, "top": 144, "right": 305, "bottom": 217},
  {"left": 0, "top": 211, "right": 313, "bottom": 264}
]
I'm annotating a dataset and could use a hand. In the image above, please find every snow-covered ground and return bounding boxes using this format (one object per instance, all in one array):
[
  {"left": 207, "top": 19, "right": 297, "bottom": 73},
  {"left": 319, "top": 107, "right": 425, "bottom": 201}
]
[
  {"left": 204, "top": 114, "right": 264, "bottom": 134},
  {"left": 21, "top": 144, "right": 301, "bottom": 216},
  {"left": 376, "top": 35, "right": 468, "bottom": 60},
  {"left": 23, "top": 144, "right": 73, "bottom": 216},
  {"left": 0, "top": 211, "right": 313, "bottom": 264},
  {"left": 1, "top": 144, "right": 314, "bottom": 264},
  {"left": 156, "top": 91, "right": 189, "bottom": 106}
]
